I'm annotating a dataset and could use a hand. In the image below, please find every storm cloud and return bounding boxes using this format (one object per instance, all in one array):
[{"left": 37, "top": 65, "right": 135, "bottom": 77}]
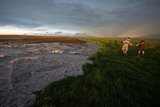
[{"left": 0, "top": 0, "right": 160, "bottom": 37}]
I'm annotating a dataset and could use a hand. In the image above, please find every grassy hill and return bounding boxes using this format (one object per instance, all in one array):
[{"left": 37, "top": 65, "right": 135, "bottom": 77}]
[{"left": 32, "top": 37, "right": 160, "bottom": 107}]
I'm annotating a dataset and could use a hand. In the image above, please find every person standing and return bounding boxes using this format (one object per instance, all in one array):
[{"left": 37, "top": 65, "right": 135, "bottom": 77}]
[
  {"left": 136, "top": 37, "right": 146, "bottom": 55},
  {"left": 122, "top": 37, "right": 132, "bottom": 54}
]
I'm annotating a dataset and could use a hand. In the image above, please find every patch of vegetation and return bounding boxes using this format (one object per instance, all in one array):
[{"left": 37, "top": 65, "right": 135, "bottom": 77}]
[{"left": 32, "top": 38, "right": 160, "bottom": 107}]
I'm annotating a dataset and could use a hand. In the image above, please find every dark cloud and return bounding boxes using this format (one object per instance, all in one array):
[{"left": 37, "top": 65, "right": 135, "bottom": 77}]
[
  {"left": 0, "top": 0, "right": 160, "bottom": 37},
  {"left": 0, "top": 15, "right": 42, "bottom": 28},
  {"left": 54, "top": 31, "right": 63, "bottom": 35},
  {"left": 74, "top": 32, "right": 90, "bottom": 36}
]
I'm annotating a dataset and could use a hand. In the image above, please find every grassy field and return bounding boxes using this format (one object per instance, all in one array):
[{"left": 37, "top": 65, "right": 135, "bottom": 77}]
[{"left": 29, "top": 37, "right": 160, "bottom": 107}]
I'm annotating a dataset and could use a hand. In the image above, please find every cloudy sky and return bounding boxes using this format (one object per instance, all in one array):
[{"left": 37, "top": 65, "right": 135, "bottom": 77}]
[{"left": 0, "top": 0, "right": 160, "bottom": 37}]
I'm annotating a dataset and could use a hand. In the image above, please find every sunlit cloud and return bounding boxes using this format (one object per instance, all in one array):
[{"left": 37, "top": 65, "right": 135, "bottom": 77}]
[
  {"left": 0, "top": 25, "right": 86, "bottom": 36},
  {"left": 0, "top": 25, "right": 31, "bottom": 34}
]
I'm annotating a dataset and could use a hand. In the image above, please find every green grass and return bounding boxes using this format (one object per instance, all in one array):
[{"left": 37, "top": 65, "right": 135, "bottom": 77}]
[{"left": 32, "top": 37, "right": 160, "bottom": 107}]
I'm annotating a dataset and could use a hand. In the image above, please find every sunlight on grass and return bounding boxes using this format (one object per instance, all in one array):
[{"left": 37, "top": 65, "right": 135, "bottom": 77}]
[{"left": 32, "top": 37, "right": 160, "bottom": 107}]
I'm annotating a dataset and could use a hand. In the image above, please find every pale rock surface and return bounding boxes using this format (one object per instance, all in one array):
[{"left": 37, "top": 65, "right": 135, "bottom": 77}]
[{"left": 0, "top": 42, "right": 98, "bottom": 107}]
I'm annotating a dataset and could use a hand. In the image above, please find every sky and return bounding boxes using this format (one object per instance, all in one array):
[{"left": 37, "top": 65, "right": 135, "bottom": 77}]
[{"left": 0, "top": 0, "right": 160, "bottom": 37}]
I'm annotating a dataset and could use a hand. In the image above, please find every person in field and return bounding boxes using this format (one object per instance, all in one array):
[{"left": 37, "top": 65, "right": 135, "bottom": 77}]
[
  {"left": 136, "top": 37, "right": 146, "bottom": 55},
  {"left": 122, "top": 37, "right": 132, "bottom": 54}
]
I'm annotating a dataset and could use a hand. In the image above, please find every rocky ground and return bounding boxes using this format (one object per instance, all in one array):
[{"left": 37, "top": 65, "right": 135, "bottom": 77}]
[{"left": 0, "top": 41, "right": 98, "bottom": 107}]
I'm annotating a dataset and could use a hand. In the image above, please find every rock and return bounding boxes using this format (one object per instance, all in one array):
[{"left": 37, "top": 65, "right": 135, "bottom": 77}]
[
  {"left": 51, "top": 49, "right": 63, "bottom": 54},
  {"left": 0, "top": 54, "right": 5, "bottom": 57}
]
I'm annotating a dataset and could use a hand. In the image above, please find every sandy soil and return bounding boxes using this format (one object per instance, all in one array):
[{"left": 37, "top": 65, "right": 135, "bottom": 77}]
[{"left": 0, "top": 41, "right": 98, "bottom": 107}]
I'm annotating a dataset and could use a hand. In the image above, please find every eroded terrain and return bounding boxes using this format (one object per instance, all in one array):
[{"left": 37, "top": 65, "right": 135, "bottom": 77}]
[{"left": 0, "top": 41, "right": 98, "bottom": 107}]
